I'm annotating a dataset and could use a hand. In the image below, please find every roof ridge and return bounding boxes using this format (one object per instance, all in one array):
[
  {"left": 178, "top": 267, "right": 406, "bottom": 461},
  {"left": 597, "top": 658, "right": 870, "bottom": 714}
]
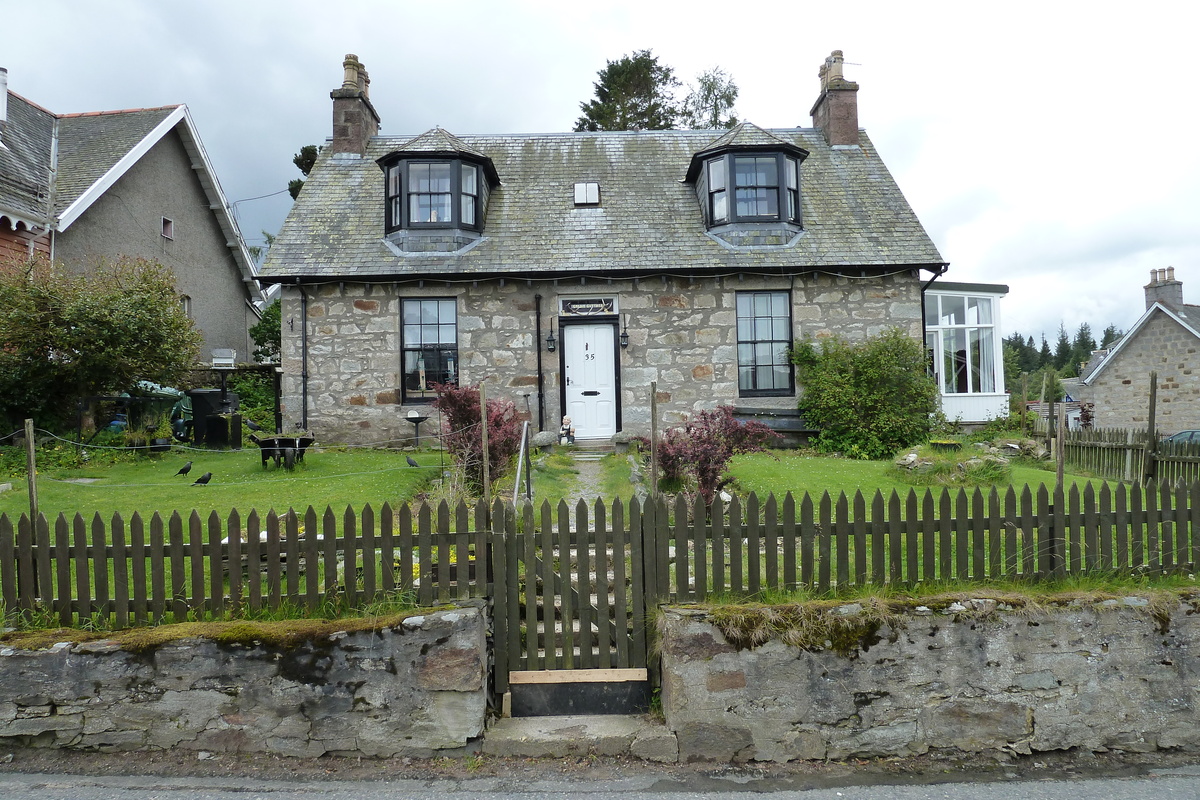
[
  {"left": 58, "top": 104, "right": 182, "bottom": 119},
  {"left": 6, "top": 89, "right": 56, "bottom": 116}
]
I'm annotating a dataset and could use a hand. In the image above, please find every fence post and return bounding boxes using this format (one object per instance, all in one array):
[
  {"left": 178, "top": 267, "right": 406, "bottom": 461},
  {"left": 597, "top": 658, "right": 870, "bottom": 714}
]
[
  {"left": 1143, "top": 371, "right": 1158, "bottom": 483},
  {"left": 24, "top": 419, "right": 38, "bottom": 525},
  {"left": 649, "top": 381, "right": 659, "bottom": 499}
]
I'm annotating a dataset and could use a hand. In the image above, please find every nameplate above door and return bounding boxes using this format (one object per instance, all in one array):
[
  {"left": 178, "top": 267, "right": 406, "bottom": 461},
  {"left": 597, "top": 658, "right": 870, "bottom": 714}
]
[{"left": 560, "top": 297, "right": 617, "bottom": 317}]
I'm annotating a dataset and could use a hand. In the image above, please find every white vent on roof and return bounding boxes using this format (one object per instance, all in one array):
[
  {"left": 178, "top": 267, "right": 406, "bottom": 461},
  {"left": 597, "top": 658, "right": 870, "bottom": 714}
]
[{"left": 574, "top": 182, "right": 600, "bottom": 205}]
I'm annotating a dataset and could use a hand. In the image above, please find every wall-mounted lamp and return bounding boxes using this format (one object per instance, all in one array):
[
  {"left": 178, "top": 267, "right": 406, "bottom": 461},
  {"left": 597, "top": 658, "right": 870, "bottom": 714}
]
[
  {"left": 619, "top": 314, "right": 629, "bottom": 349},
  {"left": 546, "top": 319, "right": 557, "bottom": 352}
]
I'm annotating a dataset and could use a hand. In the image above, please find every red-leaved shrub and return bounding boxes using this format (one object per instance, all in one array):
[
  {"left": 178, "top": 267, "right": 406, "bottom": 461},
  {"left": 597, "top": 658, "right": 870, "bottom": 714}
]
[
  {"left": 432, "top": 383, "right": 525, "bottom": 494},
  {"left": 643, "top": 405, "right": 778, "bottom": 504}
]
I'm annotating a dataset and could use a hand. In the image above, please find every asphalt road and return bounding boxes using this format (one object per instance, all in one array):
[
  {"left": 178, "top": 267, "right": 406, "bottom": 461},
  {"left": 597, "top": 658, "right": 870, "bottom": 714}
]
[{"left": 2, "top": 764, "right": 1199, "bottom": 800}]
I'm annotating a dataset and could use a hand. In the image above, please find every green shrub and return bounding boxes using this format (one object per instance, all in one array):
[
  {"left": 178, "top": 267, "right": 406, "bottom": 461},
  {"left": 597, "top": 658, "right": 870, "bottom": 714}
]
[{"left": 793, "top": 328, "right": 939, "bottom": 460}]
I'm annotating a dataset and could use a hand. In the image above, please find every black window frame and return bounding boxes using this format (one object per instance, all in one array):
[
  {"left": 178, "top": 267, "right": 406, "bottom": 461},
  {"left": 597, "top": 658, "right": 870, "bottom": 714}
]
[
  {"left": 736, "top": 290, "right": 794, "bottom": 397},
  {"left": 401, "top": 298, "right": 459, "bottom": 404},
  {"left": 385, "top": 158, "right": 483, "bottom": 234},
  {"left": 706, "top": 152, "right": 801, "bottom": 226}
]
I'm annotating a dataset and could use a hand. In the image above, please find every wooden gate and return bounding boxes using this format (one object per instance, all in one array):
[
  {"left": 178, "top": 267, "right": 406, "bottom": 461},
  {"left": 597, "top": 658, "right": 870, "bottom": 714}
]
[{"left": 490, "top": 497, "right": 664, "bottom": 700}]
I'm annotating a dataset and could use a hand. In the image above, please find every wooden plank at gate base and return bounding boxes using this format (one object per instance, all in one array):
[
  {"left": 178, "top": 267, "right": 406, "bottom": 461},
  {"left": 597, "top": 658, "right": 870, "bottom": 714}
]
[{"left": 509, "top": 669, "right": 648, "bottom": 684}]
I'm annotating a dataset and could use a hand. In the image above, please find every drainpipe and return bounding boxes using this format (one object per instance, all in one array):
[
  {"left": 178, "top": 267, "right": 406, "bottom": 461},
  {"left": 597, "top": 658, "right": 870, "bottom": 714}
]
[
  {"left": 534, "top": 294, "right": 545, "bottom": 431},
  {"left": 920, "top": 264, "right": 949, "bottom": 374},
  {"left": 299, "top": 281, "right": 309, "bottom": 430}
]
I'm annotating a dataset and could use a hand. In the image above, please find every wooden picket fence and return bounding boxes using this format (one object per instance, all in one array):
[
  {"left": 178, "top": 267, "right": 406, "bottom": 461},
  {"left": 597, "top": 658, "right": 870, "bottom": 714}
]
[
  {"left": 3, "top": 482, "right": 1200, "bottom": 686},
  {"left": 1059, "top": 428, "right": 1200, "bottom": 485},
  {"left": 0, "top": 501, "right": 492, "bottom": 628}
]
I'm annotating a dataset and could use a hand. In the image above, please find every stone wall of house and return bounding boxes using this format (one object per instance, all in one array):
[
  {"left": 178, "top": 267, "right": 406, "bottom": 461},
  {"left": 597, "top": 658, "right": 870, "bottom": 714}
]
[
  {"left": 659, "top": 601, "right": 1200, "bottom": 763},
  {"left": 0, "top": 606, "right": 487, "bottom": 757},
  {"left": 1076, "top": 312, "right": 1200, "bottom": 434},
  {"left": 279, "top": 269, "right": 923, "bottom": 444}
]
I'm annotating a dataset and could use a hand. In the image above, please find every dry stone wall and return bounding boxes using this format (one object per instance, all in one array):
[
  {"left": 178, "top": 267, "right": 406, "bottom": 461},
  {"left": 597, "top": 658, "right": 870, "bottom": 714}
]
[
  {"left": 0, "top": 605, "right": 487, "bottom": 757},
  {"left": 660, "top": 600, "right": 1200, "bottom": 763},
  {"left": 279, "top": 270, "right": 922, "bottom": 444}
]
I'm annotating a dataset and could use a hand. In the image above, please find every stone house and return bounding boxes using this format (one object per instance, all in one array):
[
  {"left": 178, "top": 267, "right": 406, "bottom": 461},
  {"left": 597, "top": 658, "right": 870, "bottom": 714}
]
[
  {"left": 1077, "top": 268, "right": 1200, "bottom": 434},
  {"left": 0, "top": 66, "right": 264, "bottom": 358},
  {"left": 258, "top": 52, "right": 947, "bottom": 444}
]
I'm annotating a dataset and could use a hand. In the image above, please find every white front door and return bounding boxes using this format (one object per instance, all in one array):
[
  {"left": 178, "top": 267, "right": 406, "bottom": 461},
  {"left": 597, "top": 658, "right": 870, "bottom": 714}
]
[{"left": 563, "top": 322, "right": 617, "bottom": 439}]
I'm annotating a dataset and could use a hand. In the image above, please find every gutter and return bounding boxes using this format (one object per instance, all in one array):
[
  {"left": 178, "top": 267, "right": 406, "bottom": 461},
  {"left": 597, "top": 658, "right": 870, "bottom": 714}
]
[{"left": 920, "top": 264, "right": 949, "bottom": 374}]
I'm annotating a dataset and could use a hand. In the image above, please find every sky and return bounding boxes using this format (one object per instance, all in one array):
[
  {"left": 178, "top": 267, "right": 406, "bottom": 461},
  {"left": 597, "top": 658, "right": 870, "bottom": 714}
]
[{"left": 4, "top": 0, "right": 1198, "bottom": 344}]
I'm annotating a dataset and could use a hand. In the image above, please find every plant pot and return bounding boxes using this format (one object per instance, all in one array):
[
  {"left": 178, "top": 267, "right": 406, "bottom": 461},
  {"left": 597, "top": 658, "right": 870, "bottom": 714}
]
[{"left": 149, "top": 438, "right": 172, "bottom": 453}]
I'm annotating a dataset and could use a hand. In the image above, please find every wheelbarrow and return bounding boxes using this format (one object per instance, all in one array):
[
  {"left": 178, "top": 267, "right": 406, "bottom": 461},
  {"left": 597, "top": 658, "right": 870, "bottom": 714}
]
[{"left": 249, "top": 433, "right": 315, "bottom": 470}]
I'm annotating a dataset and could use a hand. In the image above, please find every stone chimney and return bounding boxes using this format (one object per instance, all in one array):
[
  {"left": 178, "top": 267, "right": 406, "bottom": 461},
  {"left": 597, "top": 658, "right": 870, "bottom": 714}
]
[
  {"left": 330, "top": 54, "right": 380, "bottom": 156},
  {"left": 809, "top": 50, "right": 859, "bottom": 147},
  {"left": 1145, "top": 267, "right": 1185, "bottom": 309}
]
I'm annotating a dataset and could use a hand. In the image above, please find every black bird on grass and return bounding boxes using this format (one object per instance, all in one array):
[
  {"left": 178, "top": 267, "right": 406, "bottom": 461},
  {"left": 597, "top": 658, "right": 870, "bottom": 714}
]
[
  {"left": 192, "top": 472, "right": 212, "bottom": 486},
  {"left": 406, "top": 455, "right": 419, "bottom": 468},
  {"left": 174, "top": 461, "right": 193, "bottom": 477},
  {"left": 246, "top": 419, "right": 263, "bottom": 432}
]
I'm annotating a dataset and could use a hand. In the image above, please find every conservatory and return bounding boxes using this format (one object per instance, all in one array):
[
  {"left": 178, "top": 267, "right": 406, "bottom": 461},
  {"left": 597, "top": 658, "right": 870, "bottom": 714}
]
[{"left": 925, "top": 282, "right": 1009, "bottom": 424}]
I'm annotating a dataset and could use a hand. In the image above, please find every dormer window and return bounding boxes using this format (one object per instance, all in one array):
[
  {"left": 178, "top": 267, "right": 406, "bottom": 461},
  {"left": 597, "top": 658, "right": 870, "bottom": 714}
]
[
  {"left": 707, "top": 153, "right": 800, "bottom": 226},
  {"left": 384, "top": 158, "right": 485, "bottom": 233}
]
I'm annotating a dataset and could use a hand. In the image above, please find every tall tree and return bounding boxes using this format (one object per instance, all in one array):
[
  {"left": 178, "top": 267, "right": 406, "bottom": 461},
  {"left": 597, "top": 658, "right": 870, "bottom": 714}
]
[
  {"left": 680, "top": 67, "right": 739, "bottom": 129},
  {"left": 287, "top": 144, "right": 319, "bottom": 200},
  {"left": 1100, "top": 324, "right": 1123, "bottom": 349},
  {"left": 1070, "top": 322, "right": 1097, "bottom": 374},
  {"left": 1038, "top": 335, "right": 1052, "bottom": 369},
  {"left": 1052, "top": 323, "right": 1073, "bottom": 372},
  {"left": 574, "top": 50, "right": 679, "bottom": 132}
]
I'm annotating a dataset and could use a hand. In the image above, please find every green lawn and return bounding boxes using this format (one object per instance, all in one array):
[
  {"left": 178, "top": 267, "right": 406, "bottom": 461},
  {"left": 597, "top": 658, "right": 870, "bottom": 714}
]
[
  {"left": 727, "top": 451, "right": 1104, "bottom": 500},
  {"left": 0, "top": 446, "right": 442, "bottom": 521}
]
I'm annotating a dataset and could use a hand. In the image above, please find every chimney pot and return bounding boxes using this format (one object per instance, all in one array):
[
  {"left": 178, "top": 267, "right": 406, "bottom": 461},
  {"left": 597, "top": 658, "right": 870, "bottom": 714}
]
[
  {"left": 1145, "top": 268, "right": 1185, "bottom": 309},
  {"left": 330, "top": 55, "right": 380, "bottom": 156},
  {"left": 810, "top": 50, "right": 860, "bottom": 146}
]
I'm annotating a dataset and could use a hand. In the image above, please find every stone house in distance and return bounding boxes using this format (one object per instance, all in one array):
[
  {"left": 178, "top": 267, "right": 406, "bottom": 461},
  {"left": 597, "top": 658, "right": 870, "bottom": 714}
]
[
  {"left": 259, "top": 52, "right": 948, "bottom": 444},
  {"left": 0, "top": 67, "right": 264, "bottom": 358},
  {"left": 1077, "top": 268, "right": 1200, "bottom": 434}
]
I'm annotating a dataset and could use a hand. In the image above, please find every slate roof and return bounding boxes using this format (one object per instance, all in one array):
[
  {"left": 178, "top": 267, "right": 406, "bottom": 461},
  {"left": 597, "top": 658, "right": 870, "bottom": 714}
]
[
  {"left": 1082, "top": 300, "right": 1200, "bottom": 385},
  {"left": 54, "top": 106, "right": 178, "bottom": 216},
  {"left": 0, "top": 92, "right": 54, "bottom": 228},
  {"left": 260, "top": 125, "right": 946, "bottom": 282},
  {"left": 0, "top": 85, "right": 261, "bottom": 303}
]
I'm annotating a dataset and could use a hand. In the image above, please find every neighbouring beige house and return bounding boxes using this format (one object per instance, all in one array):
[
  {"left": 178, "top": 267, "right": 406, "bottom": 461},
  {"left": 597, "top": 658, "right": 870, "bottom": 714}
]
[
  {"left": 1077, "top": 268, "right": 1200, "bottom": 434},
  {"left": 258, "top": 52, "right": 949, "bottom": 445},
  {"left": 0, "top": 66, "right": 264, "bottom": 359}
]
